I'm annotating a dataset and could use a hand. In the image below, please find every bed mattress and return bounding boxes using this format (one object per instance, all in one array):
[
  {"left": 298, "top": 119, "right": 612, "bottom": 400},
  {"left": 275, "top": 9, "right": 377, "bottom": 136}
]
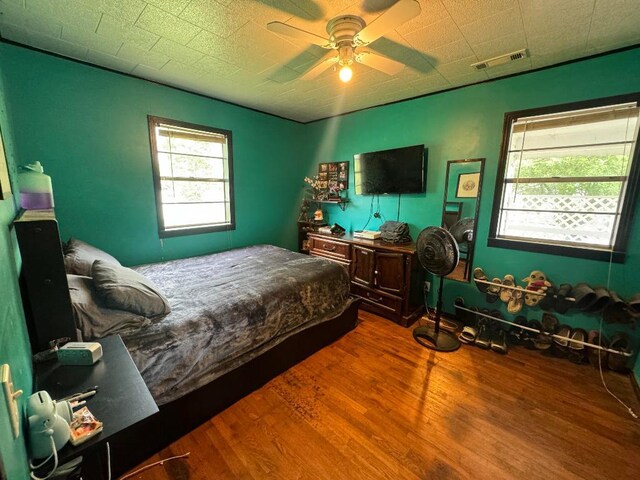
[{"left": 121, "top": 244, "right": 352, "bottom": 405}]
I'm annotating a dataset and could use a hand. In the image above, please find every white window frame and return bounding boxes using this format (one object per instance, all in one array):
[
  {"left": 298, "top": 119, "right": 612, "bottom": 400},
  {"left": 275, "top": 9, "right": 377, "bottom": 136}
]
[
  {"left": 488, "top": 93, "right": 640, "bottom": 263},
  {"left": 147, "top": 116, "right": 235, "bottom": 238}
]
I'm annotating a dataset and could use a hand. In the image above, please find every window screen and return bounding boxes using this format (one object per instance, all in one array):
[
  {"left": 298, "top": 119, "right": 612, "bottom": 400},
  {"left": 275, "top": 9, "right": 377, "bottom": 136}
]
[
  {"left": 489, "top": 94, "right": 640, "bottom": 261},
  {"left": 148, "top": 116, "right": 235, "bottom": 237}
]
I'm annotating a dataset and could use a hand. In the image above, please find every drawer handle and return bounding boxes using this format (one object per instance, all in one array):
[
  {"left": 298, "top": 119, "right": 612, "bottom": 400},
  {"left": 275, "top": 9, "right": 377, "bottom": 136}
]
[{"left": 323, "top": 244, "right": 336, "bottom": 252}]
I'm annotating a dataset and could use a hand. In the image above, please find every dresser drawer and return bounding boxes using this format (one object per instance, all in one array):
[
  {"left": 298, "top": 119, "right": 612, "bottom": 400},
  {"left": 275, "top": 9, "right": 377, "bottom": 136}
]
[
  {"left": 310, "top": 236, "right": 350, "bottom": 260},
  {"left": 310, "top": 253, "right": 351, "bottom": 274},
  {"left": 351, "top": 283, "right": 402, "bottom": 315}
]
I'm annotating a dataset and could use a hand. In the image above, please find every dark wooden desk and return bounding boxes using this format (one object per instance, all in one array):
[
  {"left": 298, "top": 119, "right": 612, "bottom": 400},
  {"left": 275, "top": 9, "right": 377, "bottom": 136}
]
[{"left": 35, "top": 335, "right": 158, "bottom": 478}]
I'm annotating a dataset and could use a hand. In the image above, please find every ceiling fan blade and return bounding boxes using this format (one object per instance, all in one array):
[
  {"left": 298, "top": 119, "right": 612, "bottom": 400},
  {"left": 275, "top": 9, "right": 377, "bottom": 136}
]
[
  {"left": 354, "top": 0, "right": 421, "bottom": 46},
  {"left": 267, "top": 21, "right": 334, "bottom": 48},
  {"left": 300, "top": 52, "right": 340, "bottom": 80},
  {"left": 355, "top": 50, "right": 405, "bottom": 75}
]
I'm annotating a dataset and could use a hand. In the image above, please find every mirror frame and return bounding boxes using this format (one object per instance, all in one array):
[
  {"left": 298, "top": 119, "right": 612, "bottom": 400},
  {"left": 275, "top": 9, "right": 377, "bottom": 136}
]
[{"left": 441, "top": 158, "right": 486, "bottom": 283}]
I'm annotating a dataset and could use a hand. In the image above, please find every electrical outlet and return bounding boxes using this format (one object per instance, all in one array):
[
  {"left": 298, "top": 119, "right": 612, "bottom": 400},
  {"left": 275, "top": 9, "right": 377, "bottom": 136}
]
[
  {"left": 424, "top": 281, "right": 431, "bottom": 292},
  {"left": 1, "top": 364, "right": 23, "bottom": 439}
]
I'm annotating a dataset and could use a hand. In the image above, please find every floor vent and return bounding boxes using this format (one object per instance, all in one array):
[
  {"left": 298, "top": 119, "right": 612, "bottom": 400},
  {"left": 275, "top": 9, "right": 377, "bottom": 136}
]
[{"left": 471, "top": 49, "right": 529, "bottom": 71}]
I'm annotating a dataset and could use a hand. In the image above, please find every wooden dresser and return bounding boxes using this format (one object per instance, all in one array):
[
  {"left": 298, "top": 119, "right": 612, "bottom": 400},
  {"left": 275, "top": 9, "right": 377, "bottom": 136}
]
[{"left": 307, "top": 233, "right": 425, "bottom": 327}]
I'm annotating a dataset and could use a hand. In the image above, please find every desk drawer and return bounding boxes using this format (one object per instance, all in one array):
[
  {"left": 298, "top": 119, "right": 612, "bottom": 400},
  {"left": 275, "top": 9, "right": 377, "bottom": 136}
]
[
  {"left": 351, "top": 283, "right": 402, "bottom": 315},
  {"left": 310, "top": 237, "right": 350, "bottom": 260}
]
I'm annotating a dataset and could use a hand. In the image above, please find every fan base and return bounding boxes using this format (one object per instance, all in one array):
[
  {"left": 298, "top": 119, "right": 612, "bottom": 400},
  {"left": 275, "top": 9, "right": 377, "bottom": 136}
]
[{"left": 413, "top": 325, "right": 460, "bottom": 352}]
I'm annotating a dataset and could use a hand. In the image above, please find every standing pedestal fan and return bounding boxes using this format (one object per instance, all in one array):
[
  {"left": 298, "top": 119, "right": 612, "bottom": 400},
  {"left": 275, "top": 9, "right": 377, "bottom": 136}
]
[{"left": 413, "top": 226, "right": 461, "bottom": 352}]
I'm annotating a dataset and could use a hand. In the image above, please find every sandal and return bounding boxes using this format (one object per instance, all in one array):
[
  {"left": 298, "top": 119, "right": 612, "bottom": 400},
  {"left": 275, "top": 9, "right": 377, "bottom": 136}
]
[
  {"left": 491, "top": 328, "right": 508, "bottom": 354},
  {"left": 475, "top": 323, "right": 492, "bottom": 349},
  {"left": 538, "top": 285, "right": 558, "bottom": 311},
  {"left": 628, "top": 293, "right": 640, "bottom": 316},
  {"left": 522, "top": 270, "right": 551, "bottom": 307},
  {"left": 572, "top": 283, "right": 596, "bottom": 311},
  {"left": 500, "top": 275, "right": 515, "bottom": 303},
  {"left": 459, "top": 325, "right": 478, "bottom": 344},
  {"left": 533, "top": 333, "right": 553, "bottom": 350},
  {"left": 584, "top": 287, "right": 611, "bottom": 313},
  {"left": 486, "top": 278, "right": 502, "bottom": 303},
  {"left": 607, "top": 333, "right": 631, "bottom": 372},
  {"left": 567, "top": 328, "right": 588, "bottom": 363},
  {"left": 508, "top": 316, "right": 528, "bottom": 345},
  {"left": 586, "top": 330, "right": 609, "bottom": 368},
  {"left": 524, "top": 290, "right": 545, "bottom": 307},
  {"left": 554, "top": 284, "right": 573, "bottom": 313},
  {"left": 473, "top": 267, "right": 489, "bottom": 293},
  {"left": 531, "top": 319, "right": 553, "bottom": 350},
  {"left": 603, "top": 291, "right": 630, "bottom": 324},
  {"left": 507, "top": 289, "right": 524, "bottom": 314},
  {"left": 553, "top": 324, "right": 572, "bottom": 357}
]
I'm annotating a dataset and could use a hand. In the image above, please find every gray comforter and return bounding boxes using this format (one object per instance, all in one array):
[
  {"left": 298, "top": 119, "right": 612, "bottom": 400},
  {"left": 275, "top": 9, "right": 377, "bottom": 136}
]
[{"left": 121, "top": 245, "right": 352, "bottom": 405}]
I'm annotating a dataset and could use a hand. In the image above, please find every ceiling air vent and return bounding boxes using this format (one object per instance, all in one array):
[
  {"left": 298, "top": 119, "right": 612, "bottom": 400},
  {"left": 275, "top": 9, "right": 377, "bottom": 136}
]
[{"left": 471, "top": 49, "right": 529, "bottom": 71}]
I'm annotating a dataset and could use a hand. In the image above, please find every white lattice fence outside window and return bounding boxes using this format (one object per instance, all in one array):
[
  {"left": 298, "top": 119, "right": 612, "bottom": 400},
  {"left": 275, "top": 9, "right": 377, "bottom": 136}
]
[{"left": 499, "top": 195, "right": 620, "bottom": 246}]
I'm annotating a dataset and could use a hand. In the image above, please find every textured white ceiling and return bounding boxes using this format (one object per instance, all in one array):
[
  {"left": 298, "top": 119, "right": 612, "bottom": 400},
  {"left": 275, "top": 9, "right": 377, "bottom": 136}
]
[{"left": 0, "top": 0, "right": 638, "bottom": 122}]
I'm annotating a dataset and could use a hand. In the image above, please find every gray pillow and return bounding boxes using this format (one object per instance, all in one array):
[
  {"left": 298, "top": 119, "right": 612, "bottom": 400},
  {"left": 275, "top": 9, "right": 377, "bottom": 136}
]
[
  {"left": 67, "top": 274, "right": 150, "bottom": 340},
  {"left": 92, "top": 260, "right": 171, "bottom": 317},
  {"left": 64, "top": 238, "right": 120, "bottom": 277}
]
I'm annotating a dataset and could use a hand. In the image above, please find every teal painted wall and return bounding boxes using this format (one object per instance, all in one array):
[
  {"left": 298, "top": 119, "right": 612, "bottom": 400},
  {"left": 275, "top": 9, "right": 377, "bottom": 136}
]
[
  {"left": 1, "top": 40, "right": 639, "bottom": 409},
  {"left": 0, "top": 43, "right": 307, "bottom": 267},
  {"left": 0, "top": 59, "right": 32, "bottom": 479},
  {"left": 304, "top": 48, "right": 640, "bottom": 376}
]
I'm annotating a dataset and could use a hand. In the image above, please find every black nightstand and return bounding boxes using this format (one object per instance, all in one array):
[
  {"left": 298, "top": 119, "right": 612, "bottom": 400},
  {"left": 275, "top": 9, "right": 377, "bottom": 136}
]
[{"left": 35, "top": 335, "right": 158, "bottom": 479}]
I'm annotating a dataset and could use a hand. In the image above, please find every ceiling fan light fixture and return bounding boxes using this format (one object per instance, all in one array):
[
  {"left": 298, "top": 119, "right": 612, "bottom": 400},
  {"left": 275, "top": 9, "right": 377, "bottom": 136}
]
[
  {"left": 266, "top": 1, "right": 421, "bottom": 82},
  {"left": 339, "top": 65, "right": 353, "bottom": 83}
]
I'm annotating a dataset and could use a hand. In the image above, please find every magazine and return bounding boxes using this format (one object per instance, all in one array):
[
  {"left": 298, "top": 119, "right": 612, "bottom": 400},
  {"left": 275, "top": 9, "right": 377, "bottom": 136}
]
[{"left": 69, "top": 406, "right": 103, "bottom": 446}]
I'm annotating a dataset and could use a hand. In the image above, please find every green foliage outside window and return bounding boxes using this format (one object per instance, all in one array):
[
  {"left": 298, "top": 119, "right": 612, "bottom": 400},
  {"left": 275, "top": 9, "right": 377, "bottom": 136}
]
[{"left": 513, "top": 155, "right": 628, "bottom": 196}]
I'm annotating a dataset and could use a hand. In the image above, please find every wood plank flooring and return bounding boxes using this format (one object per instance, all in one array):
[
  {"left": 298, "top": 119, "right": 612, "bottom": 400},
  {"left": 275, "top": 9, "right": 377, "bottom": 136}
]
[{"left": 127, "top": 310, "right": 640, "bottom": 480}]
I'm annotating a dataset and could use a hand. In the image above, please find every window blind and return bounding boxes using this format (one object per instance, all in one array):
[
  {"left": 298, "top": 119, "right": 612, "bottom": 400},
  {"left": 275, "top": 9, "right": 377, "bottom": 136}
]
[{"left": 496, "top": 101, "right": 640, "bottom": 250}]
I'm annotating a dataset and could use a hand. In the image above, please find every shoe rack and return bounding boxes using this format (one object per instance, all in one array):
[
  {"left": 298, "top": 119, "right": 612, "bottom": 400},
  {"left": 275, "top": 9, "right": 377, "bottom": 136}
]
[{"left": 454, "top": 300, "right": 632, "bottom": 357}]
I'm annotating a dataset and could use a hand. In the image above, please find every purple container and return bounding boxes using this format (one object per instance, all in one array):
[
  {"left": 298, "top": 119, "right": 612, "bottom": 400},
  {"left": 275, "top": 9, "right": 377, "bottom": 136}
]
[
  {"left": 20, "top": 191, "right": 54, "bottom": 209},
  {"left": 18, "top": 161, "right": 55, "bottom": 210}
]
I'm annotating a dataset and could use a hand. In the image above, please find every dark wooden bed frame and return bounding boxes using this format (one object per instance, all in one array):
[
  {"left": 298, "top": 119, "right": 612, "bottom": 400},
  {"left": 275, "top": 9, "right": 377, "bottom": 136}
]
[{"left": 14, "top": 210, "right": 360, "bottom": 477}]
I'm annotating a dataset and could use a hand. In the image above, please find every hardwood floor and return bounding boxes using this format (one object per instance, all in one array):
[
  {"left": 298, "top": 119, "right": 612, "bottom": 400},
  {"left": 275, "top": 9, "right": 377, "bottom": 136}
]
[{"left": 128, "top": 310, "right": 640, "bottom": 480}]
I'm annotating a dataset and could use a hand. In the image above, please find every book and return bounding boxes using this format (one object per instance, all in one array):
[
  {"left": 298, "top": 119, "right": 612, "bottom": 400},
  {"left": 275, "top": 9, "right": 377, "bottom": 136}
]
[{"left": 69, "top": 406, "right": 103, "bottom": 446}]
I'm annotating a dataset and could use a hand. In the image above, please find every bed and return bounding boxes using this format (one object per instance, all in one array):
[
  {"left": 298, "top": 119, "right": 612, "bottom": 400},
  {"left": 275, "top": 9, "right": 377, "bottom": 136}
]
[
  {"left": 122, "top": 244, "right": 355, "bottom": 405},
  {"left": 14, "top": 211, "right": 358, "bottom": 476}
]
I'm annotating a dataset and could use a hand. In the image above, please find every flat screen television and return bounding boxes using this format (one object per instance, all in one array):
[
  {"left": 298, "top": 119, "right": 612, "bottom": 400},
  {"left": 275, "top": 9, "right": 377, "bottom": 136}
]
[{"left": 354, "top": 144, "right": 427, "bottom": 194}]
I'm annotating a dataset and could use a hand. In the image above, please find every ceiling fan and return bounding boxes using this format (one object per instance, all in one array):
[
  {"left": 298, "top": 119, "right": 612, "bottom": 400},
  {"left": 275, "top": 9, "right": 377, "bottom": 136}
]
[{"left": 266, "top": 0, "right": 421, "bottom": 83}]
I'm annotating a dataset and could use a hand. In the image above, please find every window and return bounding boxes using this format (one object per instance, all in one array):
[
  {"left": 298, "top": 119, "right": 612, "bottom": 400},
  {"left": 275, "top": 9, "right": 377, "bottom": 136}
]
[
  {"left": 489, "top": 94, "right": 640, "bottom": 262},
  {"left": 147, "top": 116, "right": 235, "bottom": 237}
]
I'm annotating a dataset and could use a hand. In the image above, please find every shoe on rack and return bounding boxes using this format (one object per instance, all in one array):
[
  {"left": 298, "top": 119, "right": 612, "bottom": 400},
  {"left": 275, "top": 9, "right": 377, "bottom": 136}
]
[
  {"left": 475, "top": 323, "right": 492, "bottom": 349},
  {"left": 500, "top": 275, "right": 515, "bottom": 303},
  {"left": 490, "top": 328, "right": 508, "bottom": 354}
]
